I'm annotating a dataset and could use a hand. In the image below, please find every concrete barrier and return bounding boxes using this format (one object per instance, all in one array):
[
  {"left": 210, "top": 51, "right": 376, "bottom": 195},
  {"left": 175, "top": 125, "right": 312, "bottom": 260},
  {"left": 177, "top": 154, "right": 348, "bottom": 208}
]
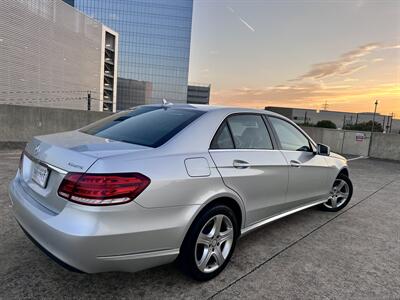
[
  {"left": 301, "top": 125, "right": 399, "bottom": 160},
  {"left": 369, "top": 133, "right": 400, "bottom": 161},
  {"left": 301, "top": 126, "right": 371, "bottom": 156},
  {"left": 0, "top": 104, "right": 110, "bottom": 148},
  {"left": 300, "top": 126, "right": 343, "bottom": 153},
  {"left": 341, "top": 130, "right": 371, "bottom": 156}
]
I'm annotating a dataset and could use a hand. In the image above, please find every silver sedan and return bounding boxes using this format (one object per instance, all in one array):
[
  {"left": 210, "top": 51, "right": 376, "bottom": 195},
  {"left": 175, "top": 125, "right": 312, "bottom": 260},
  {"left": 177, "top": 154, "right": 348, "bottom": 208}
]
[{"left": 9, "top": 104, "right": 352, "bottom": 281}]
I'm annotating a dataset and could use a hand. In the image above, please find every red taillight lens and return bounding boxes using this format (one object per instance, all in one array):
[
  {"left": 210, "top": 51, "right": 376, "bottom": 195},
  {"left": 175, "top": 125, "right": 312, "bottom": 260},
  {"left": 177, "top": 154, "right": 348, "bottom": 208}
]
[{"left": 58, "top": 173, "right": 150, "bottom": 206}]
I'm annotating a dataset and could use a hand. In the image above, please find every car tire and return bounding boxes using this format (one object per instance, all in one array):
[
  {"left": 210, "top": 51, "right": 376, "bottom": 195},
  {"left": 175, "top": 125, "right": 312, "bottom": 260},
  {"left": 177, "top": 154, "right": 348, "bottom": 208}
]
[
  {"left": 319, "top": 173, "right": 353, "bottom": 212},
  {"left": 178, "top": 205, "right": 238, "bottom": 281}
]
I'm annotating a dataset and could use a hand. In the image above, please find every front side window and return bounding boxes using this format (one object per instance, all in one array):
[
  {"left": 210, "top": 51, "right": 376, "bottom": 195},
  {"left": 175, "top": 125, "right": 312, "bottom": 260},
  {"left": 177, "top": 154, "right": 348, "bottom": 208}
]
[
  {"left": 226, "top": 114, "right": 273, "bottom": 149},
  {"left": 269, "top": 117, "right": 312, "bottom": 152},
  {"left": 80, "top": 106, "right": 205, "bottom": 148}
]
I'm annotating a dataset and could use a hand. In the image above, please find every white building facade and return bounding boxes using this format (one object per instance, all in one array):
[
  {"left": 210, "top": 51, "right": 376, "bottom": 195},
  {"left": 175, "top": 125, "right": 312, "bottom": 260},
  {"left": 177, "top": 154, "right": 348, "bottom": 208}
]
[{"left": 0, "top": 0, "right": 118, "bottom": 112}]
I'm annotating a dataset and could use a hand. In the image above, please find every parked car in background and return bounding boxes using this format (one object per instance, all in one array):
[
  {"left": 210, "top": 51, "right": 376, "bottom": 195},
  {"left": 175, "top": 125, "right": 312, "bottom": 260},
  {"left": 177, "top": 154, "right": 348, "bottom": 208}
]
[{"left": 9, "top": 104, "right": 352, "bottom": 280}]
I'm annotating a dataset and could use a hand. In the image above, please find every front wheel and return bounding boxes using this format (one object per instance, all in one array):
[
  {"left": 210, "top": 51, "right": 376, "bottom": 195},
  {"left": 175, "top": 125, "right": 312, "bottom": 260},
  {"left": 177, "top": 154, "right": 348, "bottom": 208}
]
[
  {"left": 320, "top": 173, "right": 353, "bottom": 212},
  {"left": 178, "top": 205, "right": 238, "bottom": 281}
]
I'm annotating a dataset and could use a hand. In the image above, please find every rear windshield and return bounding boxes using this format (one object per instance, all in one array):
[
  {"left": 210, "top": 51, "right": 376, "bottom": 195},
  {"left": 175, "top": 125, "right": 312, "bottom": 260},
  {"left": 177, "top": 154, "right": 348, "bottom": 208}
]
[{"left": 80, "top": 106, "right": 205, "bottom": 148}]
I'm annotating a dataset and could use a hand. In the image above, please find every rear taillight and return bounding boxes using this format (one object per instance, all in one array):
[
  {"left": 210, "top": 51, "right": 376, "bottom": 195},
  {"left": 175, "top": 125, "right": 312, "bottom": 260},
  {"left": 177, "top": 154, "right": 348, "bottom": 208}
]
[{"left": 58, "top": 173, "right": 150, "bottom": 206}]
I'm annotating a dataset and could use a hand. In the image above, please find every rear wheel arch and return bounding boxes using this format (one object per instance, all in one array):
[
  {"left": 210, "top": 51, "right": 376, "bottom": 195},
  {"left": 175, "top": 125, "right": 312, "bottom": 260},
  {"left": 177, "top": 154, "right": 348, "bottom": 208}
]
[
  {"left": 203, "top": 197, "right": 243, "bottom": 232},
  {"left": 185, "top": 196, "right": 244, "bottom": 241}
]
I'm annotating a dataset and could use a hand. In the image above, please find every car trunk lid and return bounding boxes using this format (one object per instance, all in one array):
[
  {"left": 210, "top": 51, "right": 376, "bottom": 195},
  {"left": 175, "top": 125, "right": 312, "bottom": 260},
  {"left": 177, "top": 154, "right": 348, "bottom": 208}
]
[{"left": 19, "top": 130, "right": 151, "bottom": 213}]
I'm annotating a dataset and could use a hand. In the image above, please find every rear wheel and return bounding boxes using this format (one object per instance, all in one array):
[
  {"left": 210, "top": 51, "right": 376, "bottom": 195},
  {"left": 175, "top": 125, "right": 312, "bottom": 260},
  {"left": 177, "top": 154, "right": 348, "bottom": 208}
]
[
  {"left": 178, "top": 205, "right": 238, "bottom": 281},
  {"left": 320, "top": 173, "right": 353, "bottom": 212}
]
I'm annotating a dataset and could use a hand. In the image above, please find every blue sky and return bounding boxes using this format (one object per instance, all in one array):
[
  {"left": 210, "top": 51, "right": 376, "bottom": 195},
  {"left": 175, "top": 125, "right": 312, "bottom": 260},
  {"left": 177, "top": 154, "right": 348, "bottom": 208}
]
[{"left": 189, "top": 0, "right": 400, "bottom": 115}]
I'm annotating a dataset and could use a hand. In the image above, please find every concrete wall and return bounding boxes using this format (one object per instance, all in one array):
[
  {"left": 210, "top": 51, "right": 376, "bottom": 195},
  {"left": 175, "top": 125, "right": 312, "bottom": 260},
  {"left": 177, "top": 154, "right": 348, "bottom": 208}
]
[
  {"left": 302, "top": 126, "right": 371, "bottom": 156},
  {"left": 302, "top": 127, "right": 372, "bottom": 156},
  {"left": 301, "top": 127, "right": 341, "bottom": 153},
  {"left": 302, "top": 125, "right": 400, "bottom": 160},
  {"left": 341, "top": 131, "right": 371, "bottom": 156},
  {"left": 369, "top": 133, "right": 400, "bottom": 161},
  {"left": 0, "top": 104, "right": 110, "bottom": 148}
]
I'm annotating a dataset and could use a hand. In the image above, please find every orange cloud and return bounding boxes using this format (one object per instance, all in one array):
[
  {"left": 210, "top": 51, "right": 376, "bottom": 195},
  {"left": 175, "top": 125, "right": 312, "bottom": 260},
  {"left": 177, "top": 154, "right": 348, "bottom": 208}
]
[
  {"left": 211, "top": 82, "right": 400, "bottom": 116},
  {"left": 293, "top": 43, "right": 379, "bottom": 80},
  {"left": 210, "top": 42, "right": 400, "bottom": 116}
]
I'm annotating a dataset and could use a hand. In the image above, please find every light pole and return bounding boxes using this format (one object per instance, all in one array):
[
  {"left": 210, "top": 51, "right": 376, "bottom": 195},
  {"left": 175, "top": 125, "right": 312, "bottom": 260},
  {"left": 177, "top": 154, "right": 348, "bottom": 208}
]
[
  {"left": 389, "top": 112, "right": 395, "bottom": 133},
  {"left": 367, "top": 100, "right": 378, "bottom": 156}
]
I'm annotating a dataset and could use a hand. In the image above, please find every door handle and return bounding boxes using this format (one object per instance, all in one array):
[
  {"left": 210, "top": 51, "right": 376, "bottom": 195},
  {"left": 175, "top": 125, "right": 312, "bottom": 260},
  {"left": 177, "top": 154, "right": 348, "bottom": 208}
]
[
  {"left": 233, "top": 160, "right": 250, "bottom": 169},
  {"left": 290, "top": 160, "right": 301, "bottom": 168}
]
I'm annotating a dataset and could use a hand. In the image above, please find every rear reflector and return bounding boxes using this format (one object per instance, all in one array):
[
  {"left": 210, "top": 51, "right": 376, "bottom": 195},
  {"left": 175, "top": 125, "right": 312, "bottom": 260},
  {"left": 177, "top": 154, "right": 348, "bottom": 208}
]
[{"left": 58, "top": 173, "right": 150, "bottom": 206}]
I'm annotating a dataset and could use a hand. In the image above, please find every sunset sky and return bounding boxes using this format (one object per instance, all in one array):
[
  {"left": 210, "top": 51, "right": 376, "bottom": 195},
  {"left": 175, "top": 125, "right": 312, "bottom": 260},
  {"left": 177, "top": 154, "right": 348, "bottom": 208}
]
[{"left": 189, "top": 0, "right": 400, "bottom": 117}]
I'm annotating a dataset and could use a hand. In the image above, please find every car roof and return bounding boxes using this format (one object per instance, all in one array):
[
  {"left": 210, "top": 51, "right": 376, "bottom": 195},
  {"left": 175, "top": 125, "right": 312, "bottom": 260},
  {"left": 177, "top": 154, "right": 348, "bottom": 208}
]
[{"left": 134, "top": 103, "right": 284, "bottom": 118}]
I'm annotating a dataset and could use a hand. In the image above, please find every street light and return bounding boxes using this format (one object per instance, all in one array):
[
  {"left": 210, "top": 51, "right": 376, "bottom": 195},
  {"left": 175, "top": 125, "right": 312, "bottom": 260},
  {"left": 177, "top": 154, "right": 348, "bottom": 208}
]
[
  {"left": 371, "top": 100, "right": 378, "bottom": 133},
  {"left": 367, "top": 100, "right": 378, "bottom": 156}
]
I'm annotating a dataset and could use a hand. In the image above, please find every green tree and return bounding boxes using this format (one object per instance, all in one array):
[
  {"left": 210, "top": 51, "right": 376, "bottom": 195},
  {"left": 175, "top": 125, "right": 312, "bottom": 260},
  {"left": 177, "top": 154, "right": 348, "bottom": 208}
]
[
  {"left": 315, "top": 120, "right": 337, "bottom": 129},
  {"left": 344, "top": 121, "right": 383, "bottom": 132}
]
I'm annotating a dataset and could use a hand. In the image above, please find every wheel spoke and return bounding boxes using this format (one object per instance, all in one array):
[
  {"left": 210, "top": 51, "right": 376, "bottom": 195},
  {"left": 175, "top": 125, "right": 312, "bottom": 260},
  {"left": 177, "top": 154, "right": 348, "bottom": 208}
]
[
  {"left": 219, "top": 228, "right": 234, "bottom": 243},
  {"left": 337, "top": 192, "right": 349, "bottom": 200},
  {"left": 198, "top": 248, "right": 212, "bottom": 271},
  {"left": 331, "top": 197, "right": 337, "bottom": 208},
  {"left": 213, "top": 215, "right": 224, "bottom": 237},
  {"left": 197, "top": 233, "right": 212, "bottom": 246},
  {"left": 213, "top": 246, "right": 225, "bottom": 265},
  {"left": 337, "top": 180, "right": 345, "bottom": 191}
]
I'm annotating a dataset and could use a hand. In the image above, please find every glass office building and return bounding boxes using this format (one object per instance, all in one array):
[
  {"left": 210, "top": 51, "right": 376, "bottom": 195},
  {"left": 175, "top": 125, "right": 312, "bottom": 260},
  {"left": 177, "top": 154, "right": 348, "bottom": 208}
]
[{"left": 73, "top": 0, "right": 193, "bottom": 110}]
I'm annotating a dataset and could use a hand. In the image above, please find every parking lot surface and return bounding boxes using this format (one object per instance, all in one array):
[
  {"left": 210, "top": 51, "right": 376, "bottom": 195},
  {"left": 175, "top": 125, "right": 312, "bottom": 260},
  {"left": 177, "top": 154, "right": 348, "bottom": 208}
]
[{"left": 0, "top": 150, "right": 399, "bottom": 299}]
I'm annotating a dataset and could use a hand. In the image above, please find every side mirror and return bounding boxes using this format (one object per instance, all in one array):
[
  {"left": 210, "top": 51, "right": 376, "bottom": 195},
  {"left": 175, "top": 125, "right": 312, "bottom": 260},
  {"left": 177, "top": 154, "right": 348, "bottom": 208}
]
[{"left": 317, "top": 143, "right": 330, "bottom": 156}]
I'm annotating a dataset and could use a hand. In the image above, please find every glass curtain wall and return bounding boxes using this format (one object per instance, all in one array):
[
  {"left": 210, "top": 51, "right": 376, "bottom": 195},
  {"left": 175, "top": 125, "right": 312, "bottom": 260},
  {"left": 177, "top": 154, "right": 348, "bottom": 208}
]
[{"left": 74, "top": 0, "right": 193, "bottom": 110}]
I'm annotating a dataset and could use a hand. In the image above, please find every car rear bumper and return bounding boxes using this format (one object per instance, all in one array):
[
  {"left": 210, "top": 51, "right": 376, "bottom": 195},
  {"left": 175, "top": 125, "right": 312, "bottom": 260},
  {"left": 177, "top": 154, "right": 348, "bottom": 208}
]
[
  {"left": 9, "top": 177, "right": 199, "bottom": 273},
  {"left": 17, "top": 222, "right": 86, "bottom": 273}
]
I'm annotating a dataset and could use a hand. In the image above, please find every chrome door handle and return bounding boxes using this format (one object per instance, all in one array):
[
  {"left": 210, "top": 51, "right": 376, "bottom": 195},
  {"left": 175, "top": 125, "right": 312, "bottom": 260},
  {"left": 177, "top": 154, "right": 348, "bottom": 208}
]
[
  {"left": 233, "top": 160, "right": 250, "bottom": 169},
  {"left": 290, "top": 160, "right": 301, "bottom": 168}
]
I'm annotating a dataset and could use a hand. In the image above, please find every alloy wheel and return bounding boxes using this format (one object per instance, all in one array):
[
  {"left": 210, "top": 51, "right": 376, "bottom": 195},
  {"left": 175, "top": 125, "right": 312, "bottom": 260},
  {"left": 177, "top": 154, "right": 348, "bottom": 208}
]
[
  {"left": 195, "top": 214, "right": 234, "bottom": 273},
  {"left": 324, "top": 178, "right": 350, "bottom": 209}
]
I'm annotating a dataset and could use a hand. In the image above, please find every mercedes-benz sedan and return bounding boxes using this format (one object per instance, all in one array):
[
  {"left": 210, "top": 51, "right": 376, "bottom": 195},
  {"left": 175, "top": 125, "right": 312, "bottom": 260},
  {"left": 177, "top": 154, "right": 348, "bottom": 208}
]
[{"left": 9, "top": 104, "right": 352, "bottom": 280}]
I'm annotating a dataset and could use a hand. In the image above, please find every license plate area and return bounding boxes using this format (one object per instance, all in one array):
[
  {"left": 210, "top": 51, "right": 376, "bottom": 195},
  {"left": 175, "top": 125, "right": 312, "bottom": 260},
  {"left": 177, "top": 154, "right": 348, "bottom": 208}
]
[{"left": 32, "top": 163, "right": 50, "bottom": 188}]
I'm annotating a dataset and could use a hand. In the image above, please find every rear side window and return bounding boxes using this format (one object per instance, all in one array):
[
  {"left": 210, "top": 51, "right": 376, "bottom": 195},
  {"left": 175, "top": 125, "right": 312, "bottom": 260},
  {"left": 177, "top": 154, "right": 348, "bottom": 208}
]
[
  {"left": 227, "top": 115, "right": 273, "bottom": 149},
  {"left": 210, "top": 121, "right": 234, "bottom": 149},
  {"left": 80, "top": 107, "right": 205, "bottom": 148},
  {"left": 211, "top": 114, "right": 273, "bottom": 150}
]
